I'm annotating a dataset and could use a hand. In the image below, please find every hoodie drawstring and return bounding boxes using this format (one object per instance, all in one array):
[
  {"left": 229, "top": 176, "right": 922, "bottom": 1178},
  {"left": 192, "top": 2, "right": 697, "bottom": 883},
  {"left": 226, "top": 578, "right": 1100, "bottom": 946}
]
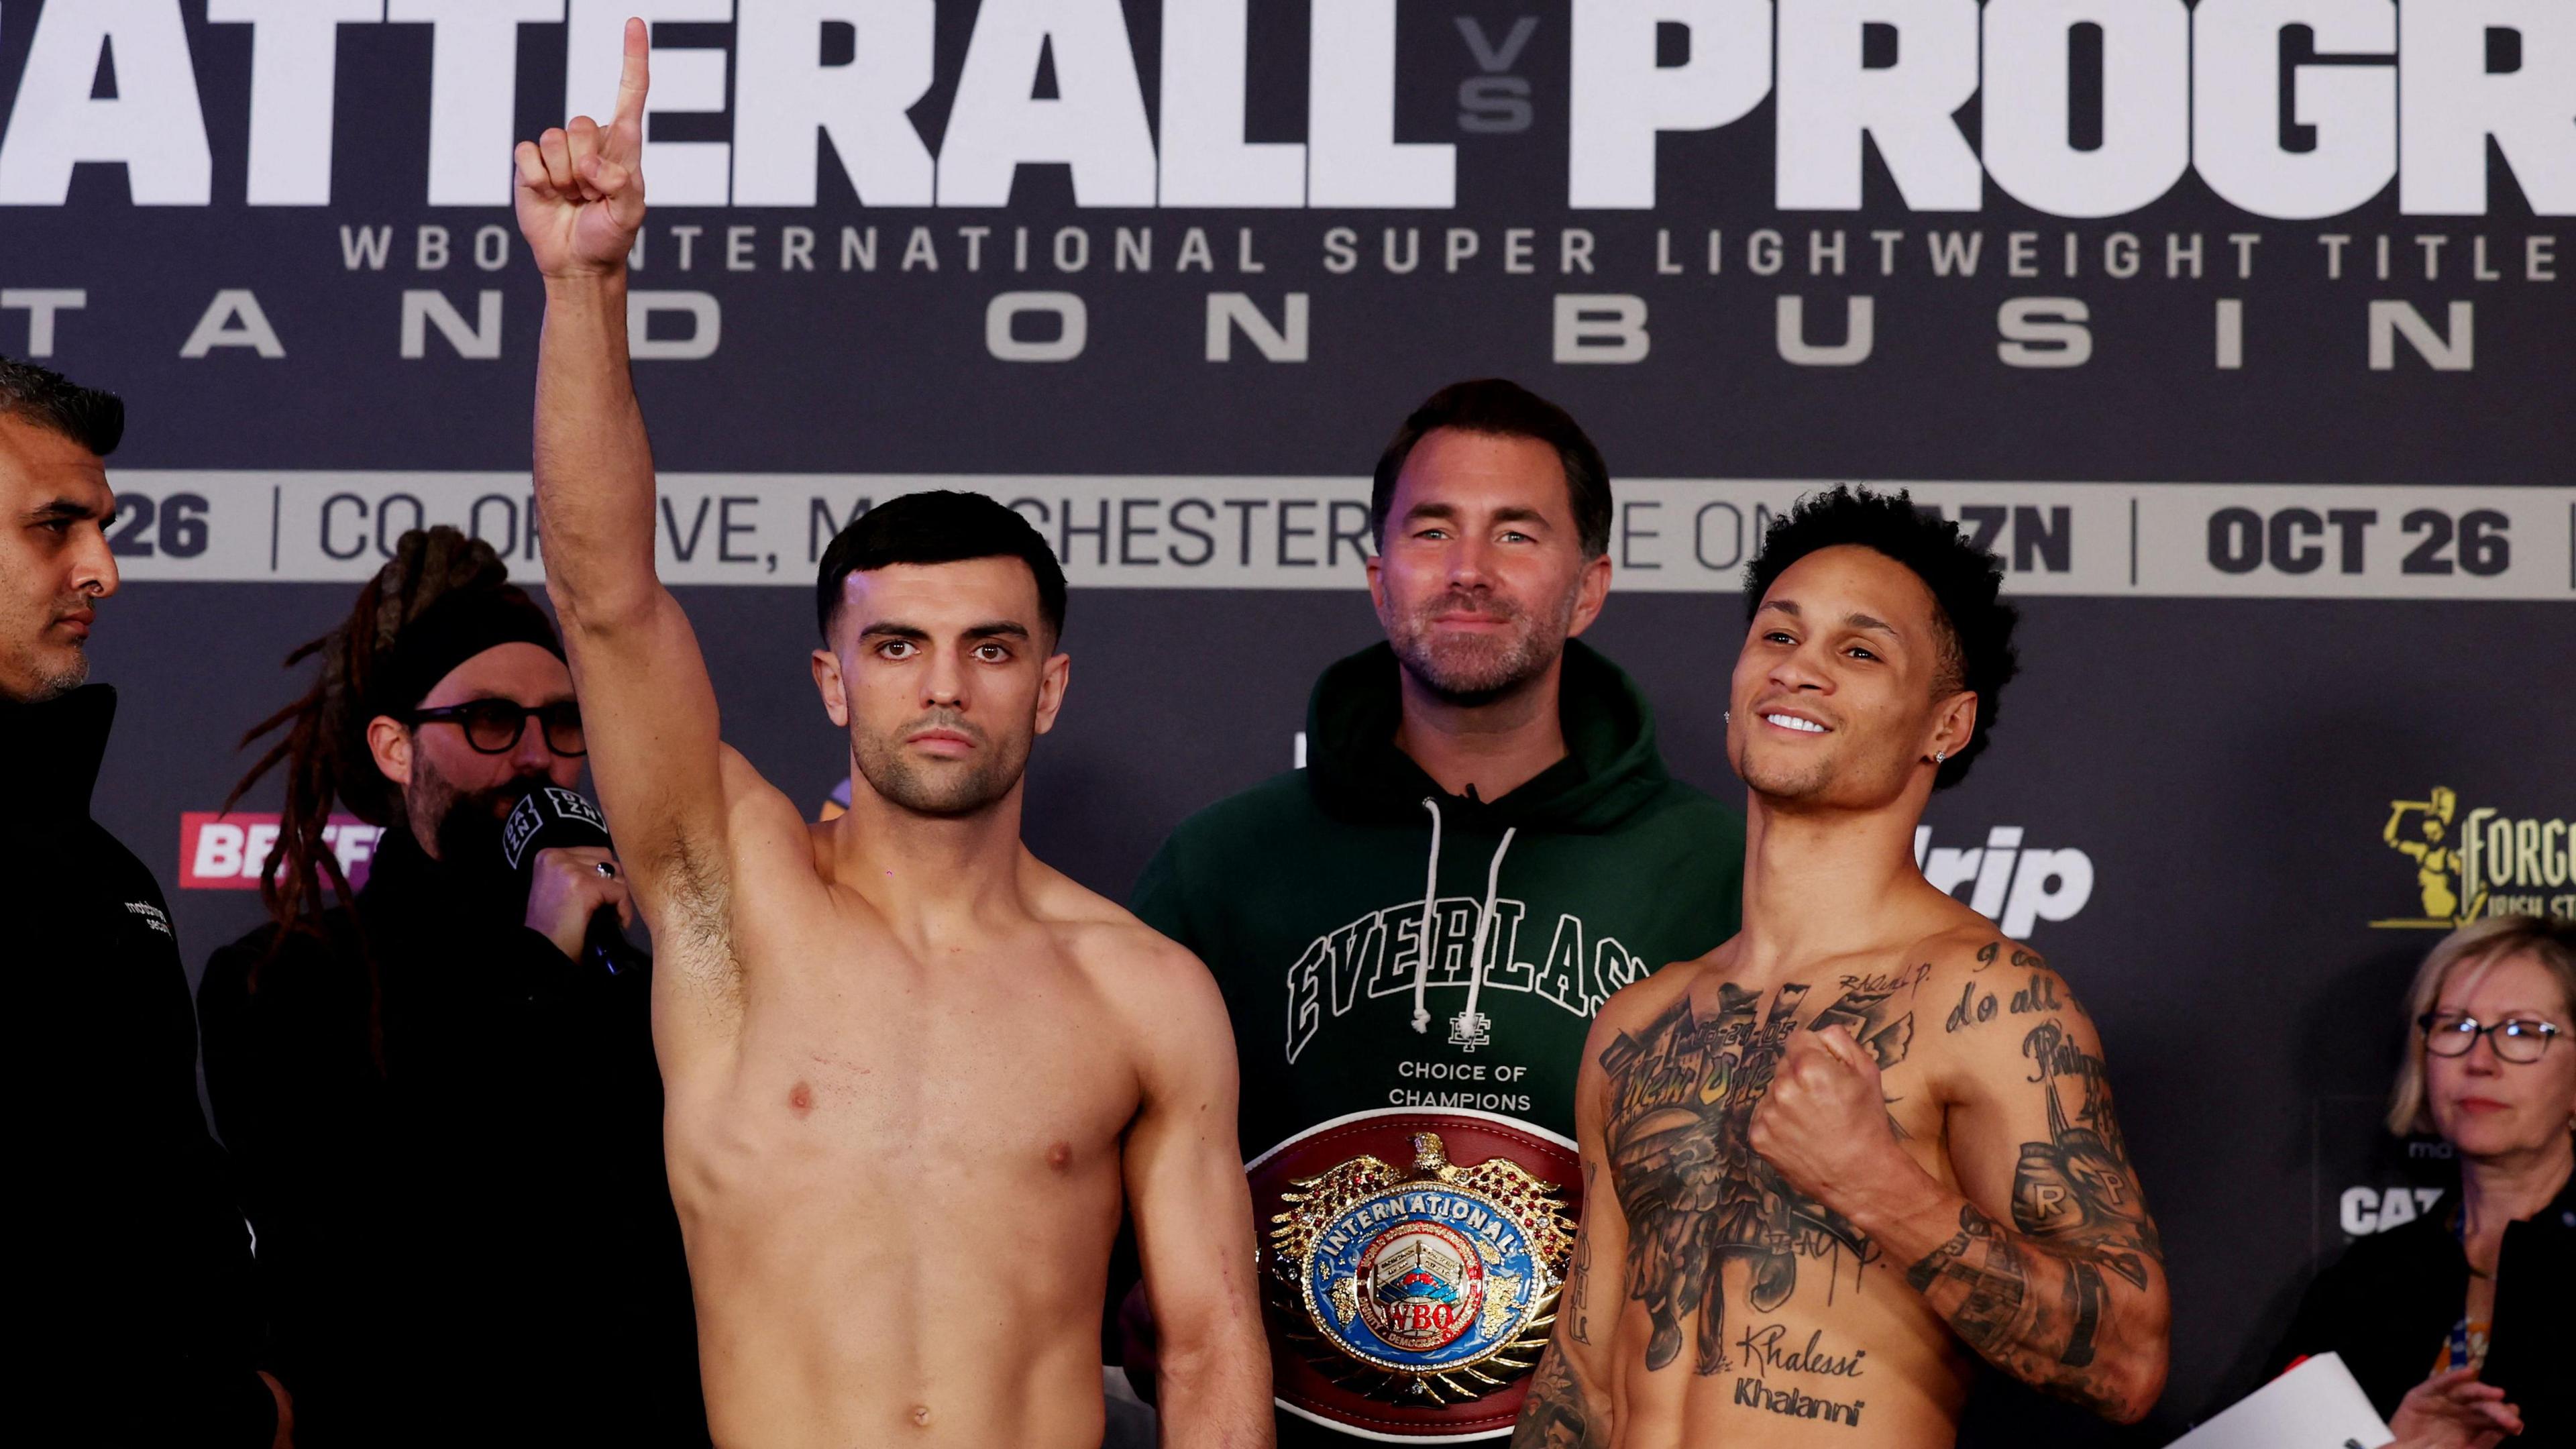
[
  {"left": 1458, "top": 824, "right": 1517, "bottom": 1042},
  {"left": 1409, "top": 799, "right": 1443, "bottom": 1034},
  {"left": 1407, "top": 796, "right": 1518, "bottom": 1046}
]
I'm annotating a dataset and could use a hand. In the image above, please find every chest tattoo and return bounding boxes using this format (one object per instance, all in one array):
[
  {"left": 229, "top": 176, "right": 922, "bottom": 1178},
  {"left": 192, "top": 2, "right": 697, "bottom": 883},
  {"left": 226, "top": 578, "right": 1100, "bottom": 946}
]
[{"left": 1598, "top": 975, "right": 1920, "bottom": 1375}]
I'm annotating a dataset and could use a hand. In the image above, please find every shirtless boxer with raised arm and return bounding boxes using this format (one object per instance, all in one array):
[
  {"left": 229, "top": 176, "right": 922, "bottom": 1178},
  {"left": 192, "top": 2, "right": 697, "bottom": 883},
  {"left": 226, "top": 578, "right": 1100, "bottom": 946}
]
[
  {"left": 1515, "top": 488, "right": 2170, "bottom": 1447},
  {"left": 513, "top": 23, "right": 1270, "bottom": 1448}
]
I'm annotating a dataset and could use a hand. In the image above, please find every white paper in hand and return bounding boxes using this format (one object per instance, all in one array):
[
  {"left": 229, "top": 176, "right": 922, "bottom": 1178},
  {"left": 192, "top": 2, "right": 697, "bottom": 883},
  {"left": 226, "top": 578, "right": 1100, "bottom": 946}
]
[{"left": 2167, "top": 1353, "right": 2391, "bottom": 1449}]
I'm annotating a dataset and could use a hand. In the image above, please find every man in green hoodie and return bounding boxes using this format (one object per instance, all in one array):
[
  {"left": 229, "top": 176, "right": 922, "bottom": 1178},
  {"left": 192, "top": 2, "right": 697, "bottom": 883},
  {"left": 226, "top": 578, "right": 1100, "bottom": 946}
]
[{"left": 1131, "top": 380, "right": 1745, "bottom": 1443}]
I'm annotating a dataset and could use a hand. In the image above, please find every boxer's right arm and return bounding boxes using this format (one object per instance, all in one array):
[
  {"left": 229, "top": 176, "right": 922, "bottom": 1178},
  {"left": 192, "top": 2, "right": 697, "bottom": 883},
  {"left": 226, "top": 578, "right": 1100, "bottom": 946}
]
[
  {"left": 1119, "top": 936, "right": 1272, "bottom": 1447},
  {"left": 1511, "top": 1014, "right": 1623, "bottom": 1449},
  {"left": 517, "top": 23, "right": 739, "bottom": 1012}
]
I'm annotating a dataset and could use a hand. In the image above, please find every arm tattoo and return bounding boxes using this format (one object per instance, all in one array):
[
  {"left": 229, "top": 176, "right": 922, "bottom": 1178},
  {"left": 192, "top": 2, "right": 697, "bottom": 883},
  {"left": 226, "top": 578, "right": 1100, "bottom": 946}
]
[
  {"left": 1510, "top": 1345, "right": 1605, "bottom": 1449},
  {"left": 1904, "top": 1204, "right": 2029, "bottom": 1354},
  {"left": 2012, "top": 1019, "right": 2161, "bottom": 1285},
  {"left": 1903, "top": 1014, "right": 2163, "bottom": 1416},
  {"left": 1943, "top": 950, "right": 2062, "bottom": 1034},
  {"left": 1598, "top": 978, "right": 1917, "bottom": 1375}
]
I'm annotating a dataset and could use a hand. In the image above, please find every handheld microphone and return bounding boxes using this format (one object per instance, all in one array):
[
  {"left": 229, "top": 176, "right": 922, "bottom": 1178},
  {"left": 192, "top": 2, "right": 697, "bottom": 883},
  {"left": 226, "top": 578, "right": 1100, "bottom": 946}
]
[{"left": 500, "top": 786, "right": 642, "bottom": 975}]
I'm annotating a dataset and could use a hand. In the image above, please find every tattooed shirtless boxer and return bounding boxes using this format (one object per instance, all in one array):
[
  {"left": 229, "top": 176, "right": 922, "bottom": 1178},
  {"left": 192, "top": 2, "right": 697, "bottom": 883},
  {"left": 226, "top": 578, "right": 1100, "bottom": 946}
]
[
  {"left": 512, "top": 24, "right": 1269, "bottom": 1448},
  {"left": 1515, "top": 488, "right": 2169, "bottom": 1447}
]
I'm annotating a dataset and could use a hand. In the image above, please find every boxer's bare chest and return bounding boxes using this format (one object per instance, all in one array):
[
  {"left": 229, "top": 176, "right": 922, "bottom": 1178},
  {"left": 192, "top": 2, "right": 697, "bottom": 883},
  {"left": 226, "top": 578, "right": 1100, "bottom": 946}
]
[
  {"left": 1592, "top": 957, "right": 1972, "bottom": 1440},
  {"left": 652, "top": 867, "right": 1148, "bottom": 1446},
  {"left": 669, "top": 909, "right": 1141, "bottom": 1206}
]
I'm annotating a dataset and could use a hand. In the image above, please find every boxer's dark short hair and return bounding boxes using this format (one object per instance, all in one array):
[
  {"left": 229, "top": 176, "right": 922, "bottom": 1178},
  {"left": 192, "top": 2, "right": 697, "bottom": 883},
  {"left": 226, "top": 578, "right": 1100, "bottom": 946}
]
[
  {"left": 1371, "top": 378, "right": 1611, "bottom": 557},
  {"left": 1744, "top": 486, "right": 2019, "bottom": 790},
  {"left": 0, "top": 356, "right": 123, "bottom": 456},
  {"left": 816, "top": 491, "right": 1068, "bottom": 645}
]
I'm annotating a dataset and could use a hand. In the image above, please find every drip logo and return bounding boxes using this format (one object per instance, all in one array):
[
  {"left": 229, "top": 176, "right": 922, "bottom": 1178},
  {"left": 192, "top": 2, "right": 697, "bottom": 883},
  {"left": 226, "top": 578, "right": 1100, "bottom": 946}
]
[
  {"left": 2371, "top": 788, "right": 2575, "bottom": 928},
  {"left": 1911, "top": 826, "right": 2094, "bottom": 938}
]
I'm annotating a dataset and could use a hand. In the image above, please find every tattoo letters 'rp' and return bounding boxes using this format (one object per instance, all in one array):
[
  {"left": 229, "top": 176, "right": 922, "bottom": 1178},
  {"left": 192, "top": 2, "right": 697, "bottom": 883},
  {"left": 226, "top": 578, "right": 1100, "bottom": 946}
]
[{"left": 2012, "top": 1021, "right": 2159, "bottom": 1299}]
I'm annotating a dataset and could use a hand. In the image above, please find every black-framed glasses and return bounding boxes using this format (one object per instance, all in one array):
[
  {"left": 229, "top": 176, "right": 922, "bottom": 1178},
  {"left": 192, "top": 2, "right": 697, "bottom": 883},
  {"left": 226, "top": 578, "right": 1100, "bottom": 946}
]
[
  {"left": 407, "top": 700, "right": 586, "bottom": 757},
  {"left": 2418, "top": 1012, "right": 2563, "bottom": 1064}
]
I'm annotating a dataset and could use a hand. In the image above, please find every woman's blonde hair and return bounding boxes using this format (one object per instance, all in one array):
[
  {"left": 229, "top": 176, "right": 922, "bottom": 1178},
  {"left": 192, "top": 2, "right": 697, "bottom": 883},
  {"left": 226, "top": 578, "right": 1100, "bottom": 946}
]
[{"left": 2386, "top": 914, "right": 2576, "bottom": 1137}]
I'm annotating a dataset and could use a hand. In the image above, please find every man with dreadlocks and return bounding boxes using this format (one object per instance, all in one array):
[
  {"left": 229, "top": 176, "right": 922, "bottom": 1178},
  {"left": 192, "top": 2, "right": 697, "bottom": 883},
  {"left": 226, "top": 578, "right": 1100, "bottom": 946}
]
[
  {"left": 3, "top": 359, "right": 289, "bottom": 1446},
  {"left": 197, "top": 526, "right": 706, "bottom": 1448}
]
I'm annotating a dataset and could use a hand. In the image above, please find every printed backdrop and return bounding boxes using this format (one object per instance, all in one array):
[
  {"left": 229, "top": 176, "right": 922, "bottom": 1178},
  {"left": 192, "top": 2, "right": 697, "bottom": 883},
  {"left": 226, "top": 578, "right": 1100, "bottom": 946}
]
[{"left": 7, "top": 1, "right": 2571, "bottom": 1441}]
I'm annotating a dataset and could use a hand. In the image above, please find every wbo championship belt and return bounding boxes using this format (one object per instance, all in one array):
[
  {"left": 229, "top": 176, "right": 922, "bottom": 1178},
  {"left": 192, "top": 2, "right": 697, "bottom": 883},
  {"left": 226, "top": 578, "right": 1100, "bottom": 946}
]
[{"left": 1251, "top": 1111, "right": 1581, "bottom": 1440}]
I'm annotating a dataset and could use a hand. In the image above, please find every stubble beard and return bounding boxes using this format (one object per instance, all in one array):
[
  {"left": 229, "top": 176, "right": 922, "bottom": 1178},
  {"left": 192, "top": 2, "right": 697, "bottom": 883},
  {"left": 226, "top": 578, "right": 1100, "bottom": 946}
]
[
  {"left": 1733, "top": 710, "right": 1839, "bottom": 800},
  {"left": 1734, "top": 725, "right": 1923, "bottom": 814},
  {"left": 1389, "top": 583, "right": 1578, "bottom": 707},
  {"left": 852, "top": 712, "right": 1030, "bottom": 818},
  {"left": 413, "top": 755, "right": 550, "bottom": 869},
  {"left": 19, "top": 645, "right": 88, "bottom": 702},
  {"left": 1737, "top": 745, "right": 1840, "bottom": 804},
  {"left": 3, "top": 594, "right": 95, "bottom": 704}
]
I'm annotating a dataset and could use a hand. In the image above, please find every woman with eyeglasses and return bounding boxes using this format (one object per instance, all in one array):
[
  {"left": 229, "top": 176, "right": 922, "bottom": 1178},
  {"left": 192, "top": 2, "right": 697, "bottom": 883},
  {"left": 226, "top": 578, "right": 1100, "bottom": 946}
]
[{"left": 2271, "top": 914, "right": 2574, "bottom": 1448}]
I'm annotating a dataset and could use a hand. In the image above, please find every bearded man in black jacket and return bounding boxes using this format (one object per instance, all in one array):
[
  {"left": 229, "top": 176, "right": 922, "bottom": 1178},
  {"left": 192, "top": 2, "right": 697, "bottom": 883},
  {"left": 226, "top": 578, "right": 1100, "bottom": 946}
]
[
  {"left": 197, "top": 527, "right": 706, "bottom": 1448},
  {"left": 0, "top": 358, "right": 291, "bottom": 1446}
]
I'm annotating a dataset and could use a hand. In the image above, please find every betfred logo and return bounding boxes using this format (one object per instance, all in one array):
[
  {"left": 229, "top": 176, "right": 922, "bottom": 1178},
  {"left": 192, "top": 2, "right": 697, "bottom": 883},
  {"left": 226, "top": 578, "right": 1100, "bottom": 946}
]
[{"left": 180, "top": 812, "right": 384, "bottom": 892}]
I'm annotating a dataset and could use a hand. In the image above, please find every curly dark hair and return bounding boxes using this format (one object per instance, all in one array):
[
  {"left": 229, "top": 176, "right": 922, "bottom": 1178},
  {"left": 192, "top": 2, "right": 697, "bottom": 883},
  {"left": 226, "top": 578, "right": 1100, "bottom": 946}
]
[{"left": 1743, "top": 486, "right": 2019, "bottom": 789}]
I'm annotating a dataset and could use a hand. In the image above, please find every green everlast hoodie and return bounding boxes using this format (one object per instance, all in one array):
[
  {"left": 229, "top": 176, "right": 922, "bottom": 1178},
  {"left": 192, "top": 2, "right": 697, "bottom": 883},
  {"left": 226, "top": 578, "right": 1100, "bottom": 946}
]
[{"left": 1132, "top": 639, "right": 1743, "bottom": 1443}]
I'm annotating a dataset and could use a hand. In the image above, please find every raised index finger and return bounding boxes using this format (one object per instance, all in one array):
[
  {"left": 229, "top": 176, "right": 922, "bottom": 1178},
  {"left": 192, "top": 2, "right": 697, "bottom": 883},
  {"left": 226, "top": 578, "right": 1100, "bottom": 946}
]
[{"left": 610, "top": 16, "right": 651, "bottom": 133}]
